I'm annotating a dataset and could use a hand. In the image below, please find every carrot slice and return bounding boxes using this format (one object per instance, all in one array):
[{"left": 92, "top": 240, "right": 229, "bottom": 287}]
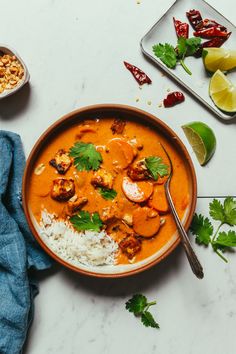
[
  {"left": 133, "top": 207, "right": 160, "bottom": 238},
  {"left": 122, "top": 177, "right": 153, "bottom": 203},
  {"left": 107, "top": 138, "right": 135, "bottom": 169},
  {"left": 148, "top": 184, "right": 169, "bottom": 214}
]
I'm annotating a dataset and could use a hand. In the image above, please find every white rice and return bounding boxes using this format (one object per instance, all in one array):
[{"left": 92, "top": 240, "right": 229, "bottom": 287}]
[{"left": 39, "top": 210, "right": 119, "bottom": 267}]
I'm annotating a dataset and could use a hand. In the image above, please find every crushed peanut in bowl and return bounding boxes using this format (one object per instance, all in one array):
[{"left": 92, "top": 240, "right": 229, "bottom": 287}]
[{"left": 0, "top": 54, "right": 24, "bottom": 94}]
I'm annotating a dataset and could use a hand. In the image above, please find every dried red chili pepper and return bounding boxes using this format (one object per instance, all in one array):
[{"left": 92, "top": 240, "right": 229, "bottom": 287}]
[
  {"left": 124, "top": 61, "right": 152, "bottom": 85},
  {"left": 194, "top": 27, "right": 229, "bottom": 38},
  {"left": 195, "top": 18, "right": 227, "bottom": 32},
  {"left": 173, "top": 17, "right": 189, "bottom": 38},
  {"left": 194, "top": 32, "right": 232, "bottom": 58},
  {"left": 202, "top": 32, "right": 232, "bottom": 48},
  {"left": 163, "top": 92, "right": 185, "bottom": 108},
  {"left": 186, "top": 9, "right": 203, "bottom": 30}
]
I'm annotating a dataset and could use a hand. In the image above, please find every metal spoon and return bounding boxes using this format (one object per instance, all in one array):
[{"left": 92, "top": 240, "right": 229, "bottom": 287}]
[{"left": 161, "top": 144, "right": 204, "bottom": 279}]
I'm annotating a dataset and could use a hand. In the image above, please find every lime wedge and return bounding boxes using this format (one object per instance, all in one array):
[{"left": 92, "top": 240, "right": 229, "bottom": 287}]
[
  {"left": 209, "top": 70, "right": 236, "bottom": 113},
  {"left": 203, "top": 48, "right": 236, "bottom": 73},
  {"left": 182, "top": 122, "right": 216, "bottom": 165}
]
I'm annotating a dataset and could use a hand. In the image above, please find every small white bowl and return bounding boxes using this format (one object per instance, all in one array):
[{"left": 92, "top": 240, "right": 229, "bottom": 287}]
[{"left": 0, "top": 44, "right": 30, "bottom": 99}]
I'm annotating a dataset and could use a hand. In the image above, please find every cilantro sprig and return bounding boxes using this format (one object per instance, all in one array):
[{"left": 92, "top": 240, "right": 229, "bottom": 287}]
[
  {"left": 176, "top": 37, "right": 201, "bottom": 75},
  {"left": 152, "top": 43, "right": 177, "bottom": 69},
  {"left": 152, "top": 36, "right": 201, "bottom": 75},
  {"left": 69, "top": 142, "right": 102, "bottom": 171},
  {"left": 98, "top": 187, "right": 117, "bottom": 200},
  {"left": 70, "top": 211, "right": 103, "bottom": 232},
  {"left": 190, "top": 197, "right": 236, "bottom": 262},
  {"left": 144, "top": 156, "right": 169, "bottom": 181},
  {"left": 210, "top": 197, "right": 236, "bottom": 226},
  {"left": 125, "top": 294, "right": 159, "bottom": 329}
]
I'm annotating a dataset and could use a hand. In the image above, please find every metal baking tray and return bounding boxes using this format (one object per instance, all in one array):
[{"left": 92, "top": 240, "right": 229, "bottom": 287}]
[{"left": 140, "top": 0, "right": 236, "bottom": 120}]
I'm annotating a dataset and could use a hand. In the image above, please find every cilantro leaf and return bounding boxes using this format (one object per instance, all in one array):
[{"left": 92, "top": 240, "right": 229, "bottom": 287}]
[
  {"left": 70, "top": 211, "right": 103, "bottom": 232},
  {"left": 141, "top": 311, "right": 160, "bottom": 329},
  {"left": 190, "top": 214, "right": 213, "bottom": 246},
  {"left": 69, "top": 142, "right": 102, "bottom": 171},
  {"left": 176, "top": 36, "right": 201, "bottom": 75},
  {"left": 214, "top": 231, "right": 236, "bottom": 249},
  {"left": 210, "top": 197, "right": 236, "bottom": 226},
  {"left": 177, "top": 36, "right": 187, "bottom": 57},
  {"left": 98, "top": 187, "right": 117, "bottom": 200},
  {"left": 209, "top": 199, "right": 225, "bottom": 223},
  {"left": 185, "top": 37, "right": 201, "bottom": 56},
  {"left": 152, "top": 43, "right": 177, "bottom": 69},
  {"left": 126, "top": 294, "right": 159, "bottom": 329},
  {"left": 223, "top": 197, "right": 236, "bottom": 226},
  {"left": 125, "top": 294, "right": 147, "bottom": 315},
  {"left": 193, "top": 197, "right": 236, "bottom": 263},
  {"left": 145, "top": 156, "right": 169, "bottom": 181},
  {"left": 152, "top": 37, "right": 201, "bottom": 75},
  {"left": 177, "top": 37, "right": 201, "bottom": 58}
]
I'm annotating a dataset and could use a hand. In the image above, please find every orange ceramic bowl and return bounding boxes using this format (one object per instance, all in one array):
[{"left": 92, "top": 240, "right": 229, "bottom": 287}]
[{"left": 22, "top": 104, "right": 197, "bottom": 278}]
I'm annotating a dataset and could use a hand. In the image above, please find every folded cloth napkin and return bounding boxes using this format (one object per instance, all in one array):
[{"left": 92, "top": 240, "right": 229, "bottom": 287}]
[{"left": 0, "top": 131, "right": 51, "bottom": 354}]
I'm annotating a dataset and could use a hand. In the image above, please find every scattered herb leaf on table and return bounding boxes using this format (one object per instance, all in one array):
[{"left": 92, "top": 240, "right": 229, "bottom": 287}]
[
  {"left": 190, "top": 197, "right": 236, "bottom": 262},
  {"left": 126, "top": 294, "right": 160, "bottom": 329}
]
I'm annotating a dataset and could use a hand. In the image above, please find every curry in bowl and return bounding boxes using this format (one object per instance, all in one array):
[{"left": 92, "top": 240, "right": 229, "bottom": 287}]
[{"left": 24, "top": 106, "right": 196, "bottom": 276}]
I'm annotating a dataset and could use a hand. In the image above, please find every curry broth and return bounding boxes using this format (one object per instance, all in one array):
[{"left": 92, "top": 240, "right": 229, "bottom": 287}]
[{"left": 28, "top": 118, "right": 190, "bottom": 265}]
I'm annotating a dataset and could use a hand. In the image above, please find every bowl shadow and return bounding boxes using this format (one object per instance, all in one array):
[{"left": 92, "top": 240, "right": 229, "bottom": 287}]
[
  {"left": 35, "top": 244, "right": 185, "bottom": 298},
  {"left": 0, "top": 83, "right": 31, "bottom": 121}
]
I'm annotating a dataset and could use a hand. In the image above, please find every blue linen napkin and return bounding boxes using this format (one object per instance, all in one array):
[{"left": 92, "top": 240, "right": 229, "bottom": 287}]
[{"left": 0, "top": 131, "right": 52, "bottom": 354}]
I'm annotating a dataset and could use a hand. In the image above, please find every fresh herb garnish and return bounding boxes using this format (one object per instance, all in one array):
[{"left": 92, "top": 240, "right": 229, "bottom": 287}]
[
  {"left": 190, "top": 197, "right": 236, "bottom": 262},
  {"left": 177, "top": 37, "right": 201, "bottom": 56},
  {"left": 152, "top": 36, "right": 201, "bottom": 75},
  {"left": 212, "top": 231, "right": 236, "bottom": 251},
  {"left": 70, "top": 210, "right": 103, "bottom": 232},
  {"left": 190, "top": 214, "right": 213, "bottom": 246},
  {"left": 152, "top": 43, "right": 177, "bottom": 69},
  {"left": 98, "top": 187, "right": 117, "bottom": 200},
  {"left": 210, "top": 197, "right": 236, "bottom": 226},
  {"left": 145, "top": 156, "right": 169, "bottom": 181},
  {"left": 69, "top": 142, "right": 102, "bottom": 171},
  {"left": 126, "top": 294, "right": 159, "bottom": 329},
  {"left": 176, "top": 37, "right": 201, "bottom": 74}
]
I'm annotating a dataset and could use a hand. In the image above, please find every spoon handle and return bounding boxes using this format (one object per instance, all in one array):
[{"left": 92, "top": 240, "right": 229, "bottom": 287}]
[{"left": 164, "top": 183, "right": 204, "bottom": 279}]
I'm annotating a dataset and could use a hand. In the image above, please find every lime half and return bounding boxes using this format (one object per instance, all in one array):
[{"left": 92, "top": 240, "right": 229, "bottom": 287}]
[
  {"left": 182, "top": 122, "right": 216, "bottom": 165},
  {"left": 209, "top": 70, "right": 236, "bottom": 113},
  {"left": 203, "top": 48, "right": 236, "bottom": 73}
]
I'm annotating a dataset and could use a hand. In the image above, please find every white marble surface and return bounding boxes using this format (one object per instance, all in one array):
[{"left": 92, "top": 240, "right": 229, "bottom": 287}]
[{"left": 0, "top": 0, "right": 236, "bottom": 353}]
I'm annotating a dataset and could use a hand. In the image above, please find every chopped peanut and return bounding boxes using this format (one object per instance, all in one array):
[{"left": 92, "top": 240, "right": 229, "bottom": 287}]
[{"left": 0, "top": 54, "right": 24, "bottom": 94}]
